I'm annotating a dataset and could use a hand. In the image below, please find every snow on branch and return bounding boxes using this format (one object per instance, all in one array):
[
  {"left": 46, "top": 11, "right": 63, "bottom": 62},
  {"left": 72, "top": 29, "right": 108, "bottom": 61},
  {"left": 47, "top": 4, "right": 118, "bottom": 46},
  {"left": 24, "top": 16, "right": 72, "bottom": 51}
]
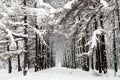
[
  {"left": 5, "top": 28, "right": 16, "bottom": 50},
  {"left": 12, "top": 32, "right": 28, "bottom": 38},
  {"left": 21, "top": 0, "right": 57, "bottom": 19},
  {"left": 100, "top": 0, "right": 108, "bottom": 8},
  {"left": 0, "top": 38, "right": 23, "bottom": 44},
  {"left": 0, "top": 50, "right": 26, "bottom": 55},
  {"left": 78, "top": 29, "right": 106, "bottom": 56},
  {"left": 37, "top": 0, "right": 57, "bottom": 13},
  {"left": 1, "top": 21, "right": 28, "bottom": 38},
  {"left": 24, "top": 7, "right": 49, "bottom": 17},
  {"left": 0, "top": 21, "right": 16, "bottom": 49},
  {"left": 0, "top": 50, "right": 26, "bottom": 60},
  {"left": 50, "top": 0, "right": 95, "bottom": 26},
  {"left": 86, "top": 28, "right": 106, "bottom": 49},
  {"left": 27, "top": 24, "right": 48, "bottom": 47},
  {"left": 78, "top": 52, "right": 89, "bottom": 58},
  {"left": 63, "top": 0, "right": 78, "bottom": 10},
  {"left": 8, "top": 21, "right": 25, "bottom": 26}
]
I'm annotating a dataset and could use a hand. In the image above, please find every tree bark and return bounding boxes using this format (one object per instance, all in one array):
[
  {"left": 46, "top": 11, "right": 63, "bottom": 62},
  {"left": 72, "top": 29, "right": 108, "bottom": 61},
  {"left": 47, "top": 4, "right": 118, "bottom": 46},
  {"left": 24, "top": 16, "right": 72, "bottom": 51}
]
[
  {"left": 23, "top": 0, "right": 29, "bottom": 76},
  {"left": 8, "top": 58, "right": 12, "bottom": 73},
  {"left": 100, "top": 15, "right": 107, "bottom": 74},
  {"left": 7, "top": 43, "right": 12, "bottom": 73},
  {"left": 18, "top": 54, "right": 22, "bottom": 71},
  {"left": 112, "top": 11, "right": 118, "bottom": 75}
]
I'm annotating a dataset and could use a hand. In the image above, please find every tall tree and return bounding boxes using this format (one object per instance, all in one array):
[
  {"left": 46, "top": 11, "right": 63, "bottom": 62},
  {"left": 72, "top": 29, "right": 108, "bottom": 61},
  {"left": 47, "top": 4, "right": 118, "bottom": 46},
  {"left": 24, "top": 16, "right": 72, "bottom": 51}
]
[
  {"left": 113, "top": 11, "right": 118, "bottom": 76},
  {"left": 23, "top": 0, "right": 29, "bottom": 76}
]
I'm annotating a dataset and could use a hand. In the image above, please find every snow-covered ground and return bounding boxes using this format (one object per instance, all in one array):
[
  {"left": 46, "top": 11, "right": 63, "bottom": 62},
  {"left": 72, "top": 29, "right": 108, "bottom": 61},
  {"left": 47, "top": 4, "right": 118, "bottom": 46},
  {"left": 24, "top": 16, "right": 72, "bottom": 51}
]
[{"left": 0, "top": 67, "right": 120, "bottom": 80}]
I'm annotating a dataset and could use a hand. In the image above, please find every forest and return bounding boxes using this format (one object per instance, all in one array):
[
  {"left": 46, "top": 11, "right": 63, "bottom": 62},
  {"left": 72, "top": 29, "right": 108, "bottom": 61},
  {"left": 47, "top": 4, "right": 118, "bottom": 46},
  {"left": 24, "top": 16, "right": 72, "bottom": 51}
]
[{"left": 0, "top": 0, "right": 120, "bottom": 80}]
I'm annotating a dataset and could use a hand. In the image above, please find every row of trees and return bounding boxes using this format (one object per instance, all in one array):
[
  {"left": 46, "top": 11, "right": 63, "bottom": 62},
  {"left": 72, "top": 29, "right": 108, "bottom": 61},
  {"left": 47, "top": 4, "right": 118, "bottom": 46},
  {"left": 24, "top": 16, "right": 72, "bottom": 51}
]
[
  {"left": 0, "top": 0, "right": 120, "bottom": 76},
  {"left": 62, "top": 0, "right": 120, "bottom": 75},
  {"left": 0, "top": 0, "right": 56, "bottom": 75}
]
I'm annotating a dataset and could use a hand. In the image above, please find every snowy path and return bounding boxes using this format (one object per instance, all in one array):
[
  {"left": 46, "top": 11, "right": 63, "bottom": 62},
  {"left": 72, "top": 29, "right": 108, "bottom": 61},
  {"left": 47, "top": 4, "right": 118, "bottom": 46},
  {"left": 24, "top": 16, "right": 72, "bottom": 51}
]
[{"left": 0, "top": 67, "right": 120, "bottom": 80}]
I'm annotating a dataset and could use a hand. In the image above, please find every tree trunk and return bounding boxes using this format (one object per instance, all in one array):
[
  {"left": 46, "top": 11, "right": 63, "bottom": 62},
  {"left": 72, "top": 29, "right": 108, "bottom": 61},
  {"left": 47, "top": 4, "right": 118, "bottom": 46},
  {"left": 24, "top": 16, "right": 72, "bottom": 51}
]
[
  {"left": 35, "top": 20, "right": 39, "bottom": 72},
  {"left": 71, "top": 34, "right": 76, "bottom": 68},
  {"left": 8, "top": 58, "right": 12, "bottom": 73},
  {"left": 16, "top": 41, "right": 22, "bottom": 72},
  {"left": 23, "top": 0, "right": 29, "bottom": 76},
  {"left": 7, "top": 44, "right": 12, "bottom": 73},
  {"left": 100, "top": 15, "right": 107, "bottom": 74},
  {"left": 95, "top": 14, "right": 107, "bottom": 74},
  {"left": 18, "top": 55, "right": 22, "bottom": 71},
  {"left": 112, "top": 11, "right": 118, "bottom": 75},
  {"left": 100, "top": 35, "right": 107, "bottom": 74}
]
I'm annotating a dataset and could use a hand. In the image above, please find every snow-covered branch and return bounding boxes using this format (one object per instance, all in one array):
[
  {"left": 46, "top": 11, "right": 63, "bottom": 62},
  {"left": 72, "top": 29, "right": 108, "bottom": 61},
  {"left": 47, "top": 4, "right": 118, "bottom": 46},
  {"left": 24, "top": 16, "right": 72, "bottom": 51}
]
[
  {"left": 37, "top": 0, "right": 57, "bottom": 14},
  {"left": 0, "top": 38, "right": 23, "bottom": 44},
  {"left": 0, "top": 49, "right": 26, "bottom": 60},
  {"left": 27, "top": 24, "right": 48, "bottom": 47},
  {"left": 12, "top": 32, "right": 28, "bottom": 38},
  {"left": 84, "top": 28, "right": 106, "bottom": 56},
  {"left": 5, "top": 28, "right": 16, "bottom": 49},
  {"left": 63, "top": 0, "right": 78, "bottom": 10},
  {"left": 86, "top": 28, "right": 106, "bottom": 49},
  {"left": 100, "top": 0, "right": 109, "bottom": 8},
  {"left": 0, "top": 21, "right": 17, "bottom": 50},
  {"left": 49, "top": 0, "right": 89, "bottom": 25}
]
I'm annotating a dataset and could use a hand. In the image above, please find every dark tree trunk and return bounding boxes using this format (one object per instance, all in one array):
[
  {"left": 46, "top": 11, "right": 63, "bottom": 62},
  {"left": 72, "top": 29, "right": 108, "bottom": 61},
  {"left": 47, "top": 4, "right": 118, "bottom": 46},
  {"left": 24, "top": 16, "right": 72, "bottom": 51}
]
[
  {"left": 100, "top": 15, "right": 107, "bottom": 74},
  {"left": 91, "top": 54, "right": 94, "bottom": 70},
  {"left": 23, "top": 36, "right": 28, "bottom": 76},
  {"left": 95, "top": 14, "right": 107, "bottom": 74},
  {"left": 35, "top": 23, "right": 39, "bottom": 72},
  {"left": 35, "top": 36, "right": 39, "bottom": 72},
  {"left": 46, "top": 39, "right": 50, "bottom": 68},
  {"left": 8, "top": 58, "right": 12, "bottom": 73},
  {"left": 23, "top": 0, "right": 29, "bottom": 76},
  {"left": 97, "top": 42, "right": 102, "bottom": 73},
  {"left": 100, "top": 35, "right": 107, "bottom": 74},
  {"left": 81, "top": 33, "right": 89, "bottom": 71},
  {"left": 7, "top": 43, "right": 12, "bottom": 73},
  {"left": 16, "top": 41, "right": 22, "bottom": 72},
  {"left": 18, "top": 55, "right": 22, "bottom": 71}
]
